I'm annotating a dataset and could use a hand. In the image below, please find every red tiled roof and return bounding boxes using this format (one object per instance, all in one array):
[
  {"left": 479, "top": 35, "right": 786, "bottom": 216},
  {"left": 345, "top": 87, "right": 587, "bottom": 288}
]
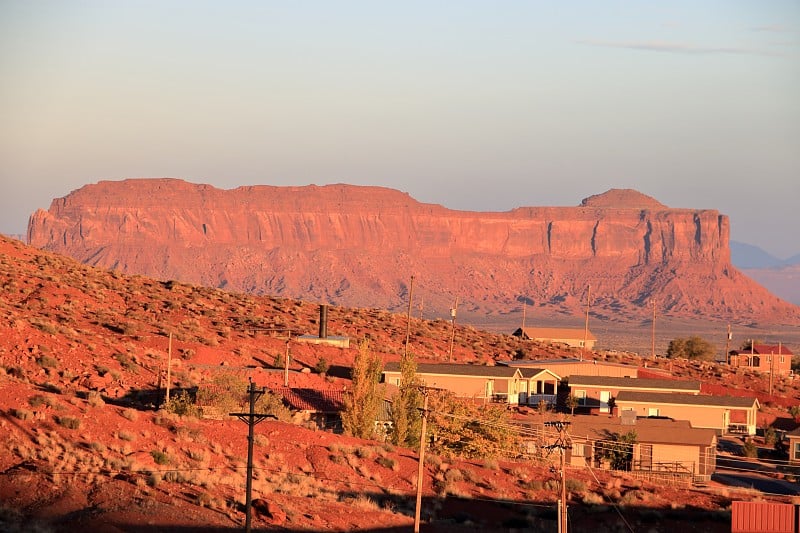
[
  {"left": 730, "top": 344, "right": 793, "bottom": 356},
  {"left": 273, "top": 387, "right": 345, "bottom": 413}
]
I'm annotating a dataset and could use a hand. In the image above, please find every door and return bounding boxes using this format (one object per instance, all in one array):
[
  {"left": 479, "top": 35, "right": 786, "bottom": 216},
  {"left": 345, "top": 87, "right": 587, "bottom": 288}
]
[
  {"left": 640, "top": 444, "right": 653, "bottom": 471},
  {"left": 599, "top": 391, "right": 610, "bottom": 413},
  {"left": 518, "top": 381, "right": 528, "bottom": 404}
]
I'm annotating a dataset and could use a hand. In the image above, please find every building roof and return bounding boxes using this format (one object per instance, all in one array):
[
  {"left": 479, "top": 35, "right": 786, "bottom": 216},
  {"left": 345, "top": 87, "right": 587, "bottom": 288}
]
[
  {"left": 383, "top": 362, "right": 520, "bottom": 378},
  {"left": 273, "top": 387, "right": 345, "bottom": 413},
  {"left": 519, "top": 368, "right": 562, "bottom": 381},
  {"left": 569, "top": 375, "right": 701, "bottom": 392},
  {"left": 730, "top": 344, "right": 794, "bottom": 356},
  {"left": 505, "top": 358, "right": 632, "bottom": 369},
  {"left": 616, "top": 391, "right": 758, "bottom": 409},
  {"left": 566, "top": 415, "right": 717, "bottom": 447},
  {"left": 383, "top": 363, "right": 561, "bottom": 381},
  {"left": 513, "top": 327, "right": 597, "bottom": 342}
]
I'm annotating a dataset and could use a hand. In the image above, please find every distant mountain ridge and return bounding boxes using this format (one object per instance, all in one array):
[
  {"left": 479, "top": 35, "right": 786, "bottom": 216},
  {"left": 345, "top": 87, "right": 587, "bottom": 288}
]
[
  {"left": 27, "top": 178, "right": 800, "bottom": 324},
  {"left": 730, "top": 241, "right": 800, "bottom": 269}
]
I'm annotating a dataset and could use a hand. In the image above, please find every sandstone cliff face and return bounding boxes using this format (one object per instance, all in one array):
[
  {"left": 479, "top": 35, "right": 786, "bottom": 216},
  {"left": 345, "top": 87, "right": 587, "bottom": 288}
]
[{"left": 27, "top": 178, "right": 800, "bottom": 324}]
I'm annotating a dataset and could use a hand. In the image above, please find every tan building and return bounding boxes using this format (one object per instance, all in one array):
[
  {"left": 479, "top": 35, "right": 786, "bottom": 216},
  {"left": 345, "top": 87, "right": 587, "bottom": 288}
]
[
  {"left": 615, "top": 391, "right": 759, "bottom": 436},
  {"left": 563, "top": 416, "right": 717, "bottom": 483},
  {"left": 787, "top": 427, "right": 800, "bottom": 465},
  {"left": 568, "top": 375, "right": 701, "bottom": 414},
  {"left": 512, "top": 327, "right": 597, "bottom": 351},
  {"left": 728, "top": 344, "right": 793, "bottom": 376},
  {"left": 382, "top": 362, "right": 561, "bottom": 406},
  {"left": 506, "top": 358, "right": 638, "bottom": 379}
]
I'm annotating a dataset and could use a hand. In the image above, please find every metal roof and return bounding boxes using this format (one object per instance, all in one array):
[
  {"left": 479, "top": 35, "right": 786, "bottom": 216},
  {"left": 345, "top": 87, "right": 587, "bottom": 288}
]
[
  {"left": 616, "top": 391, "right": 758, "bottom": 408},
  {"left": 569, "top": 375, "right": 701, "bottom": 391},
  {"left": 567, "top": 415, "right": 717, "bottom": 447},
  {"left": 513, "top": 327, "right": 597, "bottom": 341},
  {"left": 383, "top": 362, "right": 520, "bottom": 378}
]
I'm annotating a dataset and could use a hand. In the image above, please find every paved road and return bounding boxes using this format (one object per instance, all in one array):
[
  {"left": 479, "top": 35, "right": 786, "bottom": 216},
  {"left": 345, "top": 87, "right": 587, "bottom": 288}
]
[{"left": 713, "top": 468, "right": 800, "bottom": 496}]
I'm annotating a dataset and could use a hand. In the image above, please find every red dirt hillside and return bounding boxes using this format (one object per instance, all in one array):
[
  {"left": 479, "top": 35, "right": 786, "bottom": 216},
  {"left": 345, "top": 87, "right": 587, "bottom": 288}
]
[
  {"left": 1, "top": 235, "right": 796, "bottom": 532},
  {"left": 27, "top": 178, "right": 800, "bottom": 325}
]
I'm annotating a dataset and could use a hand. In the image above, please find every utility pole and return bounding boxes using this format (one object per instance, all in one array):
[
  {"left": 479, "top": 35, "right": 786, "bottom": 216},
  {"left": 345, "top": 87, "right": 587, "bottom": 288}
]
[
  {"left": 230, "top": 381, "right": 277, "bottom": 533},
  {"left": 769, "top": 352, "right": 774, "bottom": 396},
  {"left": 414, "top": 390, "right": 430, "bottom": 533},
  {"left": 521, "top": 299, "right": 527, "bottom": 330},
  {"left": 582, "top": 285, "right": 590, "bottom": 361},
  {"left": 651, "top": 299, "right": 656, "bottom": 360},
  {"left": 725, "top": 324, "right": 732, "bottom": 365},
  {"left": 404, "top": 275, "right": 415, "bottom": 359},
  {"left": 283, "top": 337, "right": 290, "bottom": 387},
  {"left": 165, "top": 332, "right": 173, "bottom": 405},
  {"left": 544, "top": 420, "right": 571, "bottom": 533},
  {"left": 448, "top": 297, "right": 459, "bottom": 362}
]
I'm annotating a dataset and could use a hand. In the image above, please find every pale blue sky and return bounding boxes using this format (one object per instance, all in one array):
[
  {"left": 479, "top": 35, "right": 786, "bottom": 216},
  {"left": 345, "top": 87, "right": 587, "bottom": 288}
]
[{"left": 1, "top": 1, "right": 798, "bottom": 258}]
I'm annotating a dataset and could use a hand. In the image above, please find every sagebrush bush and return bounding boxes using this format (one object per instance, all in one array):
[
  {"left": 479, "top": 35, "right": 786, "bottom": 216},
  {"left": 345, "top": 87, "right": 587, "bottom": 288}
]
[
  {"left": 150, "top": 450, "right": 170, "bottom": 465},
  {"left": 37, "top": 356, "right": 58, "bottom": 369},
  {"left": 12, "top": 408, "right": 33, "bottom": 421},
  {"left": 57, "top": 416, "right": 81, "bottom": 429}
]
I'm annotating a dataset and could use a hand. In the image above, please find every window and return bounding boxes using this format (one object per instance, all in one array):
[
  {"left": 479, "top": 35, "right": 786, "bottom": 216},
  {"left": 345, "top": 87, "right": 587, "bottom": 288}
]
[
  {"left": 795, "top": 442, "right": 800, "bottom": 460},
  {"left": 647, "top": 408, "right": 659, "bottom": 417},
  {"left": 574, "top": 390, "right": 587, "bottom": 405},
  {"left": 572, "top": 442, "right": 586, "bottom": 457}
]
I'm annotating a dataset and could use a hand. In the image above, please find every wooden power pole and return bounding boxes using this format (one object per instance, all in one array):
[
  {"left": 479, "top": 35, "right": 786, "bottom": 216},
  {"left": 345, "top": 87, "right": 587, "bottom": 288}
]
[
  {"left": 582, "top": 285, "right": 590, "bottom": 361},
  {"left": 448, "top": 296, "right": 458, "bottom": 362},
  {"left": 545, "top": 420, "right": 571, "bottom": 533},
  {"left": 404, "top": 275, "right": 415, "bottom": 359},
  {"left": 230, "top": 381, "right": 277, "bottom": 533},
  {"left": 165, "top": 332, "right": 173, "bottom": 405},
  {"left": 651, "top": 299, "right": 656, "bottom": 360},
  {"left": 414, "top": 391, "right": 430, "bottom": 533}
]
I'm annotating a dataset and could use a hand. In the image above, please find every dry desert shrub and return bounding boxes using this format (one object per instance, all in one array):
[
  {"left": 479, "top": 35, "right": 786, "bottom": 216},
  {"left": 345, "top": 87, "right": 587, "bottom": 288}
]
[
  {"left": 348, "top": 494, "right": 381, "bottom": 512},
  {"left": 11, "top": 408, "right": 33, "bottom": 421},
  {"left": 117, "top": 430, "right": 136, "bottom": 442},
  {"left": 376, "top": 456, "right": 398, "bottom": 471},
  {"left": 582, "top": 491, "right": 604, "bottom": 505},
  {"left": 120, "top": 408, "right": 138, "bottom": 421},
  {"left": 28, "top": 394, "right": 54, "bottom": 408},
  {"left": 56, "top": 415, "right": 81, "bottom": 430},
  {"left": 86, "top": 391, "right": 105, "bottom": 407}
]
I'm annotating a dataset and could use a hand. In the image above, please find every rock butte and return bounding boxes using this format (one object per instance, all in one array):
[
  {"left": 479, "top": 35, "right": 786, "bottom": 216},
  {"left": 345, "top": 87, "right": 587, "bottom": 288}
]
[{"left": 27, "top": 178, "right": 800, "bottom": 323}]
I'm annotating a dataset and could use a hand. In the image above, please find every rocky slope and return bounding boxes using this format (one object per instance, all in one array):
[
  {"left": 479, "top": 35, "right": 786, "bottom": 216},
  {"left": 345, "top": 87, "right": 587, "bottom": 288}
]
[{"left": 27, "top": 178, "right": 800, "bottom": 324}]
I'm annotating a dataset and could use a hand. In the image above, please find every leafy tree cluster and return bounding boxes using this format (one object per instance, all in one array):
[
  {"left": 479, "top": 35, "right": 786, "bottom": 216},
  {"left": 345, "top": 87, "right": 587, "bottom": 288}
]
[
  {"left": 426, "top": 390, "right": 517, "bottom": 459},
  {"left": 596, "top": 430, "right": 636, "bottom": 471},
  {"left": 170, "top": 372, "right": 291, "bottom": 421},
  {"left": 390, "top": 350, "right": 422, "bottom": 448},
  {"left": 341, "top": 340, "right": 384, "bottom": 439},
  {"left": 666, "top": 336, "right": 716, "bottom": 361}
]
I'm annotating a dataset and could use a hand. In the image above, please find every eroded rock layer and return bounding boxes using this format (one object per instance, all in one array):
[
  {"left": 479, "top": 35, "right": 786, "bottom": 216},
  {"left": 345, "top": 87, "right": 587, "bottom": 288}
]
[{"left": 27, "top": 178, "right": 799, "bottom": 323}]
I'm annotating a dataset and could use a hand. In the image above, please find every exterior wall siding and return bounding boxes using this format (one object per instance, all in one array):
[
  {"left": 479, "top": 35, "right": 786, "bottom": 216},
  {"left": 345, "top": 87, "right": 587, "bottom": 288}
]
[{"left": 616, "top": 403, "right": 731, "bottom": 433}]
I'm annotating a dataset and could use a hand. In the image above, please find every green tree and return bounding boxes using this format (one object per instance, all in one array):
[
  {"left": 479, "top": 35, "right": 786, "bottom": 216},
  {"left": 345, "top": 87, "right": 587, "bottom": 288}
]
[
  {"left": 597, "top": 430, "right": 636, "bottom": 470},
  {"left": 565, "top": 393, "right": 579, "bottom": 416},
  {"left": 341, "top": 340, "right": 384, "bottom": 439},
  {"left": 427, "top": 389, "right": 516, "bottom": 459},
  {"left": 196, "top": 372, "right": 248, "bottom": 414},
  {"left": 666, "top": 336, "right": 716, "bottom": 361},
  {"left": 391, "top": 350, "right": 422, "bottom": 447}
]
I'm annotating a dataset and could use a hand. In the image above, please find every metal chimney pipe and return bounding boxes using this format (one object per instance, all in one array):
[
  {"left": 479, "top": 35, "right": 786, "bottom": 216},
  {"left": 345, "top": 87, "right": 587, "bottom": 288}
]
[{"left": 319, "top": 304, "right": 328, "bottom": 339}]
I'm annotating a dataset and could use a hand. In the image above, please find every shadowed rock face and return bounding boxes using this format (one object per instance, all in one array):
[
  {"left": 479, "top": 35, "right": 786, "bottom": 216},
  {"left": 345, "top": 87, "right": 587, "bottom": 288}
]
[{"left": 27, "top": 178, "right": 799, "bottom": 323}]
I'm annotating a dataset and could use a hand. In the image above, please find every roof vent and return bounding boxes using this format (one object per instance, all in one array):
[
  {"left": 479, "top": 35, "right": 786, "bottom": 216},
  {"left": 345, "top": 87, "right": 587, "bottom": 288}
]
[{"left": 621, "top": 409, "right": 637, "bottom": 426}]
